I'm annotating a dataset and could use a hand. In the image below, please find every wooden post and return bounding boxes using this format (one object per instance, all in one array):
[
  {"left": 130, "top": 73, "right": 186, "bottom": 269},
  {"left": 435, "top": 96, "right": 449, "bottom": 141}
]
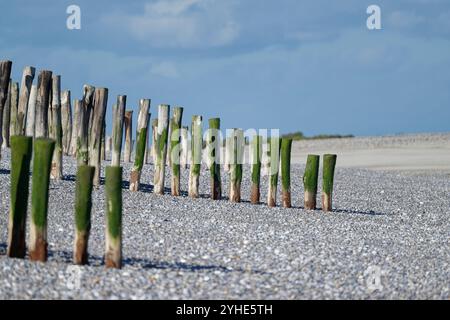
[
  {"left": 82, "top": 84, "right": 95, "bottom": 144},
  {"left": 303, "top": 154, "right": 320, "bottom": 210},
  {"left": 123, "top": 110, "right": 133, "bottom": 163},
  {"left": 105, "top": 166, "right": 122, "bottom": 269},
  {"left": 29, "top": 138, "right": 55, "bottom": 262},
  {"left": 61, "top": 90, "right": 72, "bottom": 155},
  {"left": 2, "top": 80, "right": 11, "bottom": 148},
  {"left": 7, "top": 135, "right": 33, "bottom": 258},
  {"left": 180, "top": 126, "right": 189, "bottom": 169},
  {"left": 69, "top": 98, "right": 80, "bottom": 156},
  {"left": 129, "top": 99, "right": 150, "bottom": 191},
  {"left": 105, "top": 135, "right": 112, "bottom": 156},
  {"left": 151, "top": 118, "right": 158, "bottom": 164},
  {"left": 188, "top": 115, "right": 202, "bottom": 198},
  {"left": 250, "top": 135, "right": 262, "bottom": 204},
  {"left": 34, "top": 70, "right": 52, "bottom": 138},
  {"left": 267, "top": 137, "right": 281, "bottom": 207},
  {"left": 111, "top": 96, "right": 126, "bottom": 166},
  {"left": 170, "top": 107, "right": 183, "bottom": 196},
  {"left": 0, "top": 60, "right": 12, "bottom": 158},
  {"left": 207, "top": 118, "right": 221, "bottom": 200},
  {"left": 25, "top": 84, "right": 37, "bottom": 137},
  {"left": 50, "top": 75, "right": 63, "bottom": 180},
  {"left": 224, "top": 135, "right": 232, "bottom": 173},
  {"left": 74, "top": 165, "right": 94, "bottom": 265},
  {"left": 101, "top": 119, "right": 106, "bottom": 161},
  {"left": 88, "top": 88, "right": 108, "bottom": 186},
  {"left": 9, "top": 81, "right": 19, "bottom": 137},
  {"left": 154, "top": 104, "right": 170, "bottom": 195},
  {"left": 229, "top": 129, "right": 244, "bottom": 202},
  {"left": 74, "top": 100, "right": 87, "bottom": 165},
  {"left": 144, "top": 113, "right": 151, "bottom": 164},
  {"left": 281, "top": 138, "right": 292, "bottom": 208},
  {"left": 17, "top": 66, "right": 36, "bottom": 135},
  {"left": 322, "top": 154, "right": 337, "bottom": 212}
]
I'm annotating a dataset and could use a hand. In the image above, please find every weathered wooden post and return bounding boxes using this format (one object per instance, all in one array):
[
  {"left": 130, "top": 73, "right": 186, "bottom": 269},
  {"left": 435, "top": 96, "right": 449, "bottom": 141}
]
[
  {"left": 154, "top": 104, "right": 170, "bottom": 195},
  {"left": 61, "top": 90, "right": 72, "bottom": 155},
  {"left": 129, "top": 99, "right": 150, "bottom": 191},
  {"left": 50, "top": 75, "right": 63, "bottom": 180},
  {"left": 229, "top": 129, "right": 244, "bottom": 202},
  {"left": 73, "top": 165, "right": 94, "bottom": 265},
  {"left": 74, "top": 100, "right": 88, "bottom": 164},
  {"left": 151, "top": 118, "right": 158, "bottom": 164},
  {"left": 188, "top": 115, "right": 202, "bottom": 198},
  {"left": 34, "top": 70, "right": 52, "bottom": 138},
  {"left": 17, "top": 66, "right": 35, "bottom": 134},
  {"left": 111, "top": 96, "right": 126, "bottom": 166},
  {"left": 2, "top": 81, "right": 11, "bottom": 148},
  {"left": 88, "top": 88, "right": 108, "bottom": 186},
  {"left": 69, "top": 97, "right": 80, "bottom": 156},
  {"left": 105, "top": 166, "right": 123, "bottom": 269},
  {"left": 250, "top": 135, "right": 262, "bottom": 204},
  {"left": 101, "top": 119, "right": 106, "bottom": 161},
  {"left": 281, "top": 138, "right": 292, "bottom": 208},
  {"left": 224, "top": 135, "right": 232, "bottom": 173},
  {"left": 82, "top": 84, "right": 95, "bottom": 144},
  {"left": 170, "top": 107, "right": 183, "bottom": 196},
  {"left": 29, "top": 138, "right": 55, "bottom": 262},
  {"left": 9, "top": 81, "right": 19, "bottom": 136},
  {"left": 0, "top": 60, "right": 12, "bottom": 157},
  {"left": 123, "top": 110, "right": 133, "bottom": 163},
  {"left": 144, "top": 113, "right": 151, "bottom": 164},
  {"left": 25, "top": 85, "right": 37, "bottom": 137},
  {"left": 303, "top": 154, "right": 320, "bottom": 210},
  {"left": 105, "top": 135, "right": 112, "bottom": 156},
  {"left": 322, "top": 154, "right": 337, "bottom": 212},
  {"left": 180, "top": 126, "right": 189, "bottom": 169},
  {"left": 267, "top": 137, "right": 281, "bottom": 207},
  {"left": 207, "top": 118, "right": 221, "bottom": 200},
  {"left": 7, "top": 135, "right": 33, "bottom": 258}
]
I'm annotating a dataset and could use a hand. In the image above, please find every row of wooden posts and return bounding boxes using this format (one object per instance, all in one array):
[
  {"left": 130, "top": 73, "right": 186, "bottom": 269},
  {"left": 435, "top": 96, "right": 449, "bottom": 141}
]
[{"left": 0, "top": 60, "right": 337, "bottom": 268}]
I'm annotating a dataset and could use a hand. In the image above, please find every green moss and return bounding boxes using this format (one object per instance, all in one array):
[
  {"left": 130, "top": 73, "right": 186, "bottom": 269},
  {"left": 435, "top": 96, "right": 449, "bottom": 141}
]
[
  {"left": 251, "top": 136, "right": 261, "bottom": 185},
  {"left": 157, "top": 128, "right": 168, "bottom": 163},
  {"left": 133, "top": 128, "right": 147, "bottom": 171},
  {"left": 303, "top": 154, "right": 320, "bottom": 193},
  {"left": 31, "top": 138, "right": 55, "bottom": 228},
  {"left": 280, "top": 138, "right": 292, "bottom": 191},
  {"left": 75, "top": 165, "right": 94, "bottom": 232},
  {"left": 105, "top": 166, "right": 122, "bottom": 239},
  {"left": 10, "top": 135, "right": 33, "bottom": 239},
  {"left": 323, "top": 154, "right": 337, "bottom": 195}
]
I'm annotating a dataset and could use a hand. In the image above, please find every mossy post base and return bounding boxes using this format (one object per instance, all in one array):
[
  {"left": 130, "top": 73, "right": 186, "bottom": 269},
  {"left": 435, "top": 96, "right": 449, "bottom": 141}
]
[
  {"left": 229, "top": 129, "right": 244, "bottom": 203},
  {"left": 281, "top": 138, "right": 292, "bottom": 208},
  {"left": 154, "top": 104, "right": 170, "bottom": 195},
  {"left": 267, "top": 137, "right": 281, "bottom": 208},
  {"left": 303, "top": 154, "right": 320, "bottom": 210},
  {"left": 74, "top": 165, "right": 94, "bottom": 265},
  {"left": 188, "top": 115, "right": 202, "bottom": 198},
  {"left": 129, "top": 99, "right": 150, "bottom": 192},
  {"left": 322, "top": 154, "right": 337, "bottom": 212},
  {"left": 170, "top": 107, "right": 183, "bottom": 196},
  {"left": 7, "top": 136, "right": 33, "bottom": 258},
  {"left": 105, "top": 166, "right": 122, "bottom": 269},
  {"left": 250, "top": 135, "right": 262, "bottom": 204},
  {"left": 208, "top": 118, "right": 221, "bottom": 200},
  {"left": 29, "top": 138, "right": 55, "bottom": 262}
]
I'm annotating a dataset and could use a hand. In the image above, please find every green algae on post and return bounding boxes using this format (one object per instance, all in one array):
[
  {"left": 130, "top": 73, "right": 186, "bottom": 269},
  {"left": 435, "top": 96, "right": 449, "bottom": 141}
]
[
  {"left": 229, "top": 129, "right": 244, "bottom": 203},
  {"left": 154, "top": 104, "right": 170, "bottom": 195},
  {"left": 208, "top": 118, "right": 222, "bottom": 200},
  {"left": 129, "top": 99, "right": 150, "bottom": 191},
  {"left": 105, "top": 166, "right": 123, "bottom": 269},
  {"left": 74, "top": 165, "right": 95, "bottom": 265},
  {"left": 250, "top": 135, "right": 262, "bottom": 204},
  {"left": 322, "top": 154, "right": 337, "bottom": 212},
  {"left": 267, "top": 137, "right": 281, "bottom": 207},
  {"left": 303, "top": 154, "right": 320, "bottom": 210},
  {"left": 170, "top": 107, "right": 183, "bottom": 196},
  {"left": 29, "top": 138, "right": 55, "bottom": 262},
  {"left": 7, "top": 135, "right": 33, "bottom": 258}
]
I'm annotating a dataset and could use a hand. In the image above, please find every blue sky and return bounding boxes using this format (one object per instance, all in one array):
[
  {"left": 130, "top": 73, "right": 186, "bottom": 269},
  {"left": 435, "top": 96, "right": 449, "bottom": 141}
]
[{"left": 1, "top": 0, "right": 449, "bottom": 136}]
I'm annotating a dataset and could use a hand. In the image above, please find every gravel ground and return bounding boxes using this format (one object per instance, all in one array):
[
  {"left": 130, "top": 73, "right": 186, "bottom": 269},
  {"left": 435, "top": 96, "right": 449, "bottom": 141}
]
[{"left": 0, "top": 142, "right": 449, "bottom": 299}]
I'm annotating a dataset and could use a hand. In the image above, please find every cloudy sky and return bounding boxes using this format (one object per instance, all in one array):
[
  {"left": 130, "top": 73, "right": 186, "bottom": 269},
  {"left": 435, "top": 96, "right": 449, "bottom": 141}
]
[{"left": 1, "top": 0, "right": 449, "bottom": 136}]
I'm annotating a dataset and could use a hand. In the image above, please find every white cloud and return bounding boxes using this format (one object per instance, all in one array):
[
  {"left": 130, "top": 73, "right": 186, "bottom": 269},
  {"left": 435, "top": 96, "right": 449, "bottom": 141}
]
[
  {"left": 149, "top": 61, "right": 179, "bottom": 78},
  {"left": 103, "top": 0, "right": 239, "bottom": 48}
]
